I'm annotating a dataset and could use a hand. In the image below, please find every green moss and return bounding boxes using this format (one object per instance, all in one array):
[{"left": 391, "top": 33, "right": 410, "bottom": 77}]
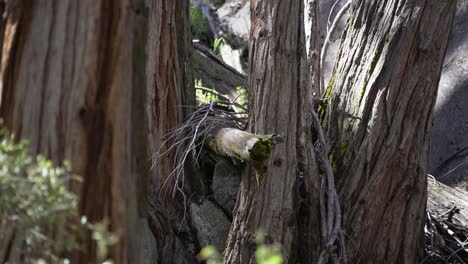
[
  {"left": 318, "top": 73, "right": 336, "bottom": 123},
  {"left": 318, "top": 23, "right": 350, "bottom": 124},
  {"left": 356, "top": 41, "right": 385, "bottom": 115},
  {"left": 329, "top": 140, "right": 349, "bottom": 172},
  {"left": 229, "top": 143, "right": 240, "bottom": 156},
  {"left": 250, "top": 137, "right": 273, "bottom": 161},
  {"left": 250, "top": 136, "right": 275, "bottom": 183}
]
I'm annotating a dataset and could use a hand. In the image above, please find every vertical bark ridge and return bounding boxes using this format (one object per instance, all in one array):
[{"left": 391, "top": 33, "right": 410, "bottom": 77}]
[
  {"left": 324, "top": 0, "right": 456, "bottom": 262},
  {"left": 0, "top": 0, "right": 149, "bottom": 263},
  {"left": 145, "top": 0, "right": 195, "bottom": 263},
  {"left": 224, "top": 1, "right": 321, "bottom": 263}
]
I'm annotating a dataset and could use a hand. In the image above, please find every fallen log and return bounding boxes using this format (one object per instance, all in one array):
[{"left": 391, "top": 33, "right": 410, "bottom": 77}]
[
  {"left": 207, "top": 128, "right": 274, "bottom": 162},
  {"left": 206, "top": 128, "right": 283, "bottom": 182},
  {"left": 158, "top": 103, "right": 281, "bottom": 191}
]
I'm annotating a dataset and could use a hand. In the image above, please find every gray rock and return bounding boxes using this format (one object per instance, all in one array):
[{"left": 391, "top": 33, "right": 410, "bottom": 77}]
[
  {"left": 220, "top": 43, "right": 245, "bottom": 74},
  {"left": 141, "top": 220, "right": 158, "bottom": 264},
  {"left": 217, "top": 0, "right": 250, "bottom": 42},
  {"left": 430, "top": 0, "right": 468, "bottom": 188},
  {"left": 189, "top": 199, "right": 231, "bottom": 252},
  {"left": 212, "top": 159, "right": 241, "bottom": 215}
]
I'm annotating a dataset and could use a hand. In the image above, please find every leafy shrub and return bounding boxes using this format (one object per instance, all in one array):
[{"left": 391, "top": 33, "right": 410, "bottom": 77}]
[
  {"left": 0, "top": 129, "right": 116, "bottom": 263},
  {"left": 213, "top": 37, "right": 224, "bottom": 54},
  {"left": 198, "top": 230, "right": 283, "bottom": 264},
  {"left": 0, "top": 129, "right": 79, "bottom": 263}
]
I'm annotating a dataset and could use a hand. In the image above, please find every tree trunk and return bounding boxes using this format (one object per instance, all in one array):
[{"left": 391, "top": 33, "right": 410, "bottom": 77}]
[
  {"left": 145, "top": 0, "right": 197, "bottom": 263},
  {"left": 0, "top": 0, "right": 194, "bottom": 263},
  {"left": 223, "top": 0, "right": 322, "bottom": 262},
  {"left": 322, "top": 0, "right": 456, "bottom": 262}
]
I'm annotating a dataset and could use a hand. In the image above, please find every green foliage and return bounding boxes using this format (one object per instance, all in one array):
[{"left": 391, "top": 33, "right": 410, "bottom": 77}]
[
  {"left": 195, "top": 80, "right": 220, "bottom": 105},
  {"left": 198, "top": 245, "right": 221, "bottom": 264},
  {"left": 190, "top": 5, "right": 214, "bottom": 47},
  {"left": 213, "top": 37, "right": 224, "bottom": 54},
  {"left": 198, "top": 230, "right": 283, "bottom": 264},
  {"left": 235, "top": 86, "right": 248, "bottom": 110},
  {"left": 89, "top": 219, "right": 119, "bottom": 262},
  {"left": 0, "top": 128, "right": 117, "bottom": 263},
  {"left": 0, "top": 129, "right": 79, "bottom": 263},
  {"left": 318, "top": 73, "right": 335, "bottom": 123},
  {"left": 255, "top": 230, "right": 283, "bottom": 264}
]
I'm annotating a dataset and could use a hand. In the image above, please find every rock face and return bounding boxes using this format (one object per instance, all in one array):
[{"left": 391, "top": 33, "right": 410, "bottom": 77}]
[
  {"left": 212, "top": 158, "right": 242, "bottom": 215},
  {"left": 189, "top": 199, "right": 231, "bottom": 252},
  {"left": 431, "top": 0, "right": 468, "bottom": 188},
  {"left": 217, "top": 0, "right": 250, "bottom": 42}
]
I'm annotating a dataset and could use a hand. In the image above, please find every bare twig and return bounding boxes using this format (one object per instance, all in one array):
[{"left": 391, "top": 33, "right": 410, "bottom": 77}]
[
  {"left": 156, "top": 102, "right": 247, "bottom": 201},
  {"left": 195, "top": 85, "right": 248, "bottom": 113}
]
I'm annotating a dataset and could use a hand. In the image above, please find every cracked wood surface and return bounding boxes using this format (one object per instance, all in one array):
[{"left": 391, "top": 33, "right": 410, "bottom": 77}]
[
  {"left": 0, "top": 0, "right": 194, "bottom": 263},
  {"left": 323, "top": 0, "right": 457, "bottom": 263},
  {"left": 223, "top": 1, "right": 322, "bottom": 263}
]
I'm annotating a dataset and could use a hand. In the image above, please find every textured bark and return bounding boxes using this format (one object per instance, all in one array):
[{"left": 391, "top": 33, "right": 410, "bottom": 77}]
[
  {"left": 0, "top": 0, "right": 150, "bottom": 263},
  {"left": 323, "top": 0, "right": 457, "bottom": 263},
  {"left": 223, "top": 0, "right": 322, "bottom": 263},
  {"left": 0, "top": 0, "right": 196, "bottom": 263},
  {"left": 145, "top": 0, "right": 197, "bottom": 263}
]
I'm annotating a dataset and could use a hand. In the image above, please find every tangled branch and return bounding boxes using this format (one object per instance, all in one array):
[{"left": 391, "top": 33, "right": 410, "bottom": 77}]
[
  {"left": 311, "top": 109, "right": 344, "bottom": 264},
  {"left": 155, "top": 102, "right": 247, "bottom": 201}
]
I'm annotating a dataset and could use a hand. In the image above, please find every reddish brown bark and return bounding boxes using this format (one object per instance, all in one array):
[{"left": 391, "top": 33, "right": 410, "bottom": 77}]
[
  {"left": 0, "top": 0, "right": 173, "bottom": 263},
  {"left": 144, "top": 0, "right": 197, "bottom": 263}
]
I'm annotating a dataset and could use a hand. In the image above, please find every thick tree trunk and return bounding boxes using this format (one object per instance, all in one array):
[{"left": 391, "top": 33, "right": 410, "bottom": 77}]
[
  {"left": 0, "top": 1, "right": 149, "bottom": 263},
  {"left": 0, "top": 0, "right": 195, "bottom": 263},
  {"left": 322, "top": 0, "right": 457, "bottom": 263},
  {"left": 145, "top": 0, "right": 197, "bottom": 263},
  {"left": 4, "top": 0, "right": 155, "bottom": 262},
  {"left": 223, "top": 0, "right": 322, "bottom": 263}
]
